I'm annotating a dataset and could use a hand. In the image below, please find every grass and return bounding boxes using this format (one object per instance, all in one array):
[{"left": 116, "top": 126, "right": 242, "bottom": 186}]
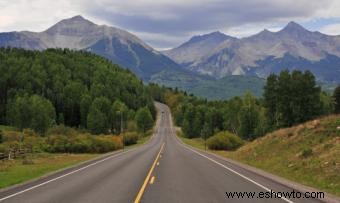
[
  {"left": 178, "top": 131, "right": 206, "bottom": 150},
  {"left": 0, "top": 153, "right": 98, "bottom": 189},
  {"left": 0, "top": 127, "right": 154, "bottom": 189},
  {"left": 177, "top": 115, "right": 340, "bottom": 196},
  {"left": 0, "top": 125, "right": 17, "bottom": 131}
]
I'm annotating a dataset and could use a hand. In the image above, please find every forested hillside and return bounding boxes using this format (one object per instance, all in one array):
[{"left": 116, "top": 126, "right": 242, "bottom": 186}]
[
  {"left": 0, "top": 48, "right": 155, "bottom": 134},
  {"left": 152, "top": 70, "right": 339, "bottom": 144}
]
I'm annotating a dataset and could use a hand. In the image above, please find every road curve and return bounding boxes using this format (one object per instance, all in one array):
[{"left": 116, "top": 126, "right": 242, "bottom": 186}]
[{"left": 0, "top": 102, "right": 326, "bottom": 203}]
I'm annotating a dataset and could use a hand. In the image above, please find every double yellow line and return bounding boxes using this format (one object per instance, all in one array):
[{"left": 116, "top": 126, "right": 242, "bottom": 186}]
[{"left": 134, "top": 143, "right": 165, "bottom": 203}]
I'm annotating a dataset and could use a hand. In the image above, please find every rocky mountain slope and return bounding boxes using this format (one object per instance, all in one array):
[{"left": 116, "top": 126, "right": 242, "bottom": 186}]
[
  {"left": 163, "top": 22, "right": 340, "bottom": 83},
  {"left": 0, "top": 15, "right": 183, "bottom": 80}
]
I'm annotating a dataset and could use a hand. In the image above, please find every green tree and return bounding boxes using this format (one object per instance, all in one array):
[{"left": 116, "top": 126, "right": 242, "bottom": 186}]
[
  {"left": 87, "top": 108, "right": 107, "bottom": 134},
  {"left": 30, "top": 95, "right": 56, "bottom": 133},
  {"left": 223, "top": 97, "right": 242, "bottom": 135},
  {"left": 63, "top": 81, "right": 85, "bottom": 126},
  {"left": 80, "top": 94, "right": 92, "bottom": 128},
  {"left": 8, "top": 94, "right": 56, "bottom": 133},
  {"left": 320, "top": 91, "right": 335, "bottom": 115},
  {"left": 334, "top": 85, "right": 340, "bottom": 114},
  {"left": 263, "top": 70, "right": 322, "bottom": 128},
  {"left": 263, "top": 74, "right": 278, "bottom": 129},
  {"left": 238, "top": 92, "right": 260, "bottom": 140},
  {"left": 135, "top": 107, "right": 154, "bottom": 133},
  {"left": 182, "top": 104, "right": 196, "bottom": 138},
  {"left": 87, "top": 97, "right": 112, "bottom": 134}
]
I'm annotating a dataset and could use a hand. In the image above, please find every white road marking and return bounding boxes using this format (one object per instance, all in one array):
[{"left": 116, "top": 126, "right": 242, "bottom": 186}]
[
  {"left": 0, "top": 148, "right": 140, "bottom": 202},
  {"left": 0, "top": 111, "right": 166, "bottom": 202},
  {"left": 182, "top": 144, "right": 294, "bottom": 203},
  {"left": 167, "top": 107, "right": 293, "bottom": 203}
]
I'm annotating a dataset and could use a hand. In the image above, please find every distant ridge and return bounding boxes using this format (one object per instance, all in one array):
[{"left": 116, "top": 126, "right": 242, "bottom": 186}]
[
  {"left": 0, "top": 15, "right": 184, "bottom": 81},
  {"left": 163, "top": 21, "right": 340, "bottom": 83}
]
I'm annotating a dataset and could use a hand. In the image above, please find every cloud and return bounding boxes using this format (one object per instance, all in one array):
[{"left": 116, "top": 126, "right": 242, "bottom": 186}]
[
  {"left": 0, "top": 0, "right": 340, "bottom": 49},
  {"left": 320, "top": 23, "right": 340, "bottom": 36}
]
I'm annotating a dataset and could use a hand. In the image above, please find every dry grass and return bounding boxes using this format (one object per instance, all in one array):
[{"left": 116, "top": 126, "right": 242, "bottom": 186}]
[
  {"left": 217, "top": 115, "right": 340, "bottom": 196},
  {"left": 0, "top": 153, "right": 98, "bottom": 188}
]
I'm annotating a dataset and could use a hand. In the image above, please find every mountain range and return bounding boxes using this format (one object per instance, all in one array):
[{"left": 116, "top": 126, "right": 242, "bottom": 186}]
[
  {"left": 0, "top": 16, "right": 339, "bottom": 99},
  {"left": 0, "top": 15, "right": 183, "bottom": 81},
  {"left": 163, "top": 22, "right": 340, "bottom": 83}
]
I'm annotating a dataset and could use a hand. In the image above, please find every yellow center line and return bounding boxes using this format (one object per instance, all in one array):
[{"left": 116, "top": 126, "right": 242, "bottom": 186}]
[
  {"left": 134, "top": 143, "right": 165, "bottom": 203},
  {"left": 149, "top": 176, "right": 155, "bottom": 184}
]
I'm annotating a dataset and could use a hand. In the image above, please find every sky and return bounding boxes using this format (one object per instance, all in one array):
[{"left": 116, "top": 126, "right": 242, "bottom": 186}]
[{"left": 1, "top": 0, "right": 340, "bottom": 50}]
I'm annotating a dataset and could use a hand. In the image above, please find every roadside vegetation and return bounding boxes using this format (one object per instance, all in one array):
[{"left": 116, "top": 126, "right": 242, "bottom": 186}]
[
  {"left": 0, "top": 153, "right": 98, "bottom": 188},
  {"left": 179, "top": 115, "right": 340, "bottom": 196},
  {"left": 151, "top": 70, "right": 339, "bottom": 145},
  {"left": 0, "top": 48, "right": 157, "bottom": 188},
  {"left": 149, "top": 70, "right": 340, "bottom": 196}
]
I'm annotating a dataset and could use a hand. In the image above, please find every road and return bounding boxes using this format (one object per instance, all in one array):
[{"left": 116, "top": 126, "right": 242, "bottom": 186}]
[{"left": 0, "top": 102, "right": 325, "bottom": 203}]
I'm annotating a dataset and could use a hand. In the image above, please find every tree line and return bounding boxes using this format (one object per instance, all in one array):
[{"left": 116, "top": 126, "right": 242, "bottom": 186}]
[
  {"left": 0, "top": 48, "right": 155, "bottom": 134},
  {"left": 150, "top": 70, "right": 340, "bottom": 142}
]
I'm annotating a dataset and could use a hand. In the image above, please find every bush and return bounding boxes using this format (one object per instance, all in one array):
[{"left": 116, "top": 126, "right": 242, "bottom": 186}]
[
  {"left": 207, "top": 131, "right": 243, "bottom": 150},
  {"left": 46, "top": 125, "right": 77, "bottom": 136},
  {"left": 0, "top": 144, "right": 9, "bottom": 153},
  {"left": 92, "top": 136, "right": 122, "bottom": 153},
  {"left": 46, "top": 134, "right": 69, "bottom": 153},
  {"left": 123, "top": 132, "right": 139, "bottom": 146},
  {"left": 46, "top": 134, "right": 122, "bottom": 153},
  {"left": 301, "top": 147, "right": 313, "bottom": 158}
]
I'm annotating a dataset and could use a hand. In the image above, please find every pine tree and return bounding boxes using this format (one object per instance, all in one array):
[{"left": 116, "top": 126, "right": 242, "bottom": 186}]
[
  {"left": 135, "top": 107, "right": 154, "bottom": 133},
  {"left": 334, "top": 85, "right": 340, "bottom": 114}
]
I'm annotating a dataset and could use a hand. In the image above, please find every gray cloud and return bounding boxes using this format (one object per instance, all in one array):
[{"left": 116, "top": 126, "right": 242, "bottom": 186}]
[
  {"left": 0, "top": 0, "right": 339, "bottom": 49},
  {"left": 80, "top": 0, "right": 334, "bottom": 48}
]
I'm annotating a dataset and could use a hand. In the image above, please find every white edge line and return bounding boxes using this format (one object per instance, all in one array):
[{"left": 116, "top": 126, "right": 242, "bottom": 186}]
[
  {"left": 183, "top": 145, "right": 294, "bottom": 203},
  {"left": 168, "top": 114, "right": 293, "bottom": 203},
  {"left": 0, "top": 146, "right": 139, "bottom": 202},
  {"left": 0, "top": 105, "right": 163, "bottom": 202}
]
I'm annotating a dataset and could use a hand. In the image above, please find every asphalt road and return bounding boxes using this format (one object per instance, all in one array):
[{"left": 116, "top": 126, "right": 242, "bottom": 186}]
[{"left": 0, "top": 102, "right": 326, "bottom": 203}]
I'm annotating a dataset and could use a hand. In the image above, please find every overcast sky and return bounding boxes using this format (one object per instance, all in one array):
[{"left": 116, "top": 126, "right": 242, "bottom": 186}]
[{"left": 1, "top": 0, "right": 340, "bottom": 49}]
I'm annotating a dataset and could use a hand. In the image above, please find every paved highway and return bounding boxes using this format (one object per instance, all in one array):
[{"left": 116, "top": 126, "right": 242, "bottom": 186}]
[{"left": 0, "top": 102, "right": 325, "bottom": 203}]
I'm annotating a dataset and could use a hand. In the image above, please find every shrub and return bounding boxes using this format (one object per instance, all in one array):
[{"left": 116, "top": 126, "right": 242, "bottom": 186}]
[
  {"left": 45, "top": 134, "right": 123, "bottom": 153},
  {"left": 23, "top": 128, "right": 37, "bottom": 137},
  {"left": 46, "top": 125, "right": 77, "bottom": 136},
  {"left": 92, "top": 136, "right": 122, "bottom": 153},
  {"left": 301, "top": 147, "right": 313, "bottom": 158},
  {"left": 0, "top": 144, "right": 9, "bottom": 153},
  {"left": 3, "top": 131, "right": 21, "bottom": 142},
  {"left": 45, "top": 134, "right": 69, "bottom": 153},
  {"left": 123, "top": 132, "right": 139, "bottom": 146},
  {"left": 207, "top": 131, "right": 243, "bottom": 150}
]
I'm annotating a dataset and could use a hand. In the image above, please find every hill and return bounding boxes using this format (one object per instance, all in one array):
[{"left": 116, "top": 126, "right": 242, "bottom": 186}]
[
  {"left": 0, "top": 47, "right": 155, "bottom": 134},
  {"left": 218, "top": 115, "right": 340, "bottom": 195},
  {"left": 150, "top": 72, "right": 265, "bottom": 100}
]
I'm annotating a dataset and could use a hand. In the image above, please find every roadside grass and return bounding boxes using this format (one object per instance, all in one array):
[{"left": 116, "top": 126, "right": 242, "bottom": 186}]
[
  {"left": 0, "top": 128, "right": 155, "bottom": 189},
  {"left": 0, "top": 153, "right": 98, "bottom": 189},
  {"left": 177, "top": 115, "right": 340, "bottom": 196},
  {"left": 177, "top": 131, "right": 206, "bottom": 151},
  {"left": 0, "top": 125, "right": 17, "bottom": 132}
]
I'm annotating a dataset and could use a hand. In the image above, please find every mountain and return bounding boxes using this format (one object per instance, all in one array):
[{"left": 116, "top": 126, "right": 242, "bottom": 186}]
[
  {"left": 0, "top": 15, "right": 183, "bottom": 81},
  {"left": 164, "top": 22, "right": 340, "bottom": 83},
  {"left": 163, "top": 32, "right": 236, "bottom": 67}
]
